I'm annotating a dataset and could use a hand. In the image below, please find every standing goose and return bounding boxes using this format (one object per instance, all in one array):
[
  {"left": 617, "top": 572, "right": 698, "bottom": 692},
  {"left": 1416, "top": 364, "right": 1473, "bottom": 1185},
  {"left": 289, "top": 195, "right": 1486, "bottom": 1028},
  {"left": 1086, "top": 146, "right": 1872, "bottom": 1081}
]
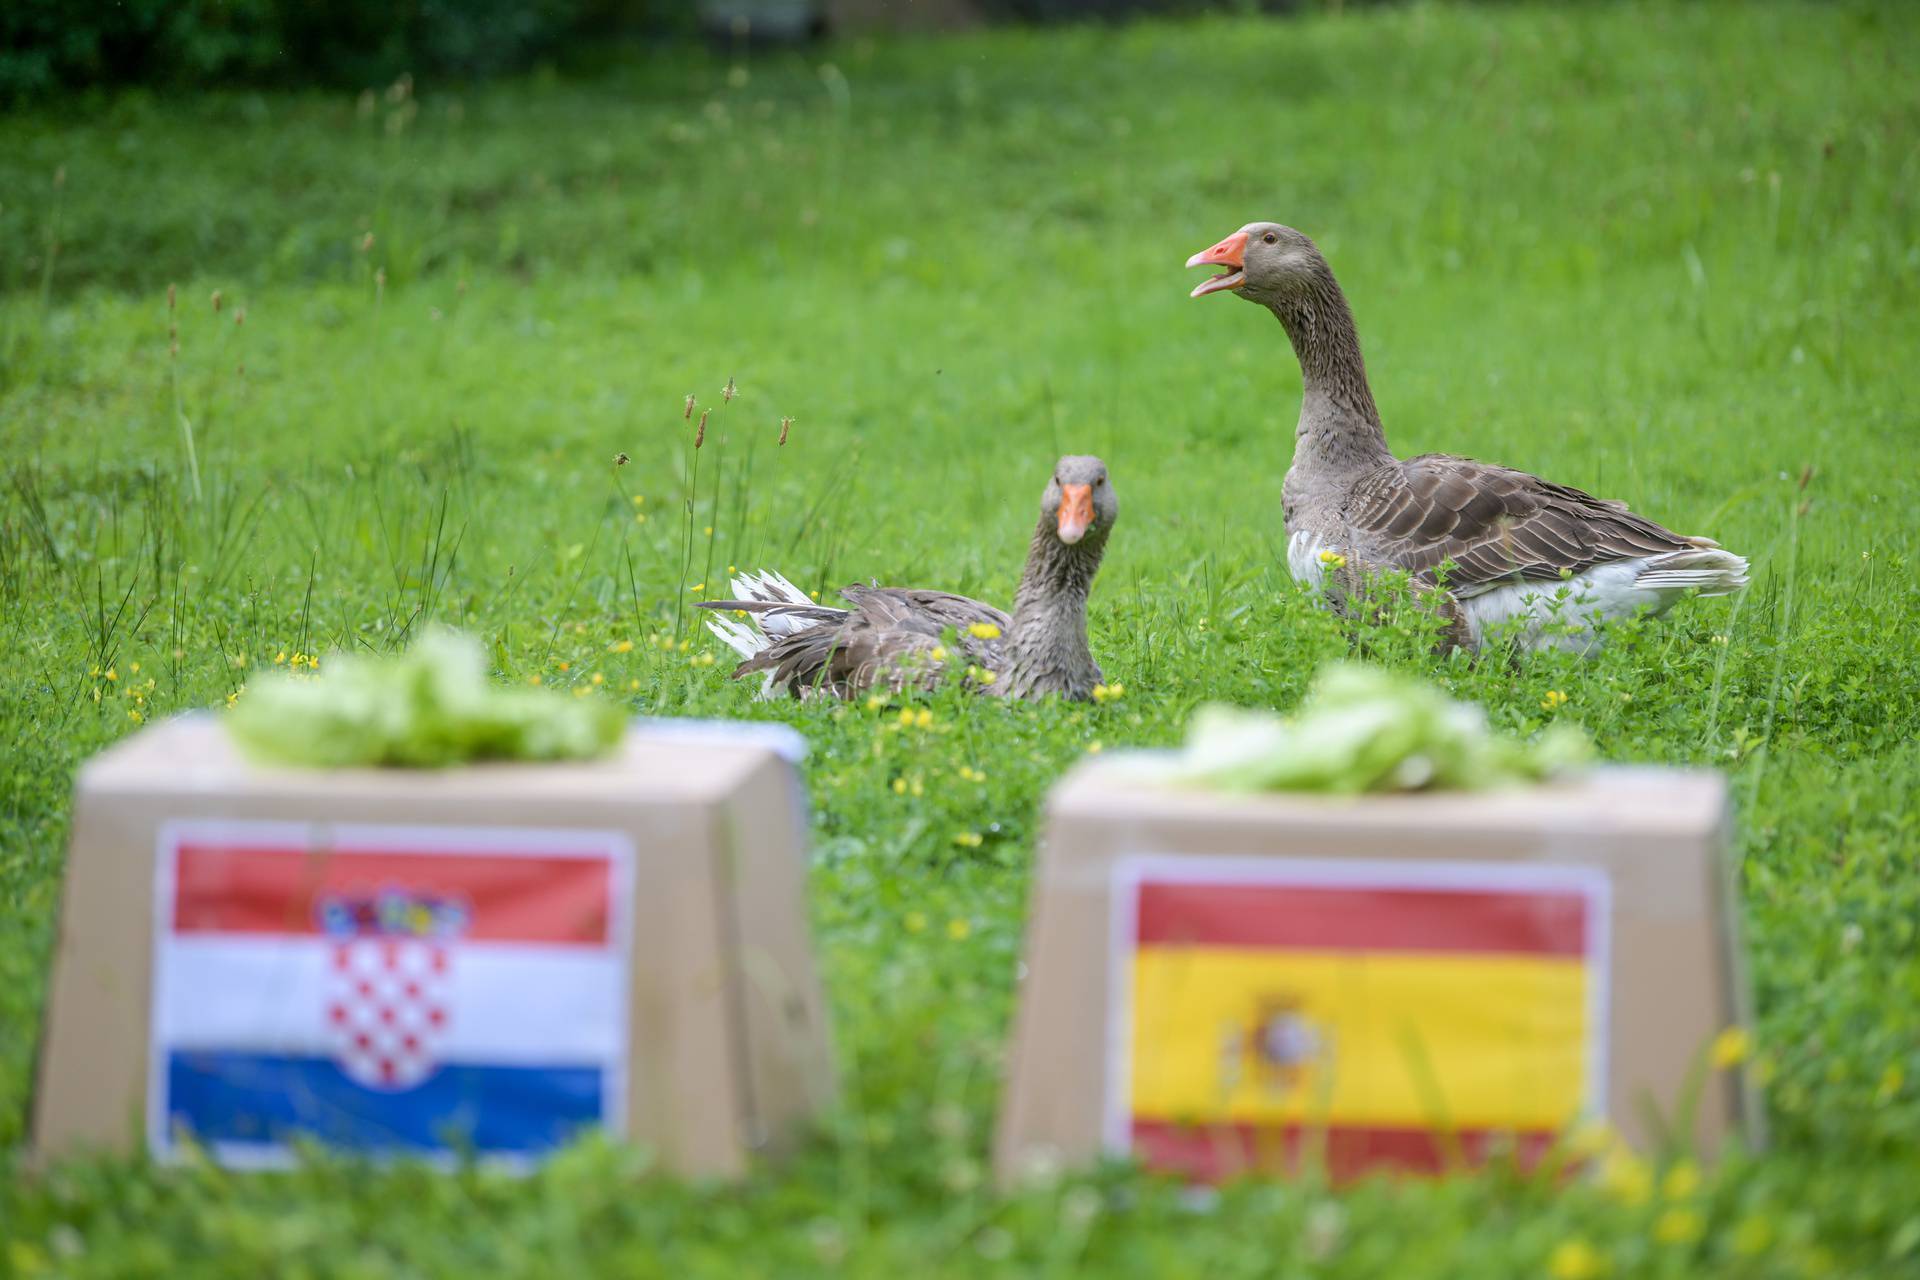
[
  {"left": 1186, "top": 222, "right": 1749, "bottom": 652},
  {"left": 699, "top": 455, "right": 1117, "bottom": 700}
]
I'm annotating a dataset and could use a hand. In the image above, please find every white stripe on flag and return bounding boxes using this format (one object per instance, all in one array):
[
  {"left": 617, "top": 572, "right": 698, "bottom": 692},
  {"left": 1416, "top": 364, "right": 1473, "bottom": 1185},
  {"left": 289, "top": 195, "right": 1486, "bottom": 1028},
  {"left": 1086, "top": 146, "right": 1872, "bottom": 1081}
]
[{"left": 157, "top": 937, "right": 625, "bottom": 1065}]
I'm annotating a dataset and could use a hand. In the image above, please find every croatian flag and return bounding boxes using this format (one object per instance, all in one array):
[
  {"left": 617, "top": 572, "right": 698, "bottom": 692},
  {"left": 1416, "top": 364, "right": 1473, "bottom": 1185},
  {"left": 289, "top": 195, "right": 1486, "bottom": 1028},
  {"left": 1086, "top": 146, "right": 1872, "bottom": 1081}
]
[{"left": 149, "top": 820, "right": 633, "bottom": 1169}]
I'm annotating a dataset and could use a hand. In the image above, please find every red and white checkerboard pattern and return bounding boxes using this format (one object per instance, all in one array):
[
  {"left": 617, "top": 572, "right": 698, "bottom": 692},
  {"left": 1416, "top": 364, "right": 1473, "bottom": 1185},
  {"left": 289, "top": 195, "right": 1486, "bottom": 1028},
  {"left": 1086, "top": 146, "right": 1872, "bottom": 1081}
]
[{"left": 326, "top": 938, "right": 450, "bottom": 1089}]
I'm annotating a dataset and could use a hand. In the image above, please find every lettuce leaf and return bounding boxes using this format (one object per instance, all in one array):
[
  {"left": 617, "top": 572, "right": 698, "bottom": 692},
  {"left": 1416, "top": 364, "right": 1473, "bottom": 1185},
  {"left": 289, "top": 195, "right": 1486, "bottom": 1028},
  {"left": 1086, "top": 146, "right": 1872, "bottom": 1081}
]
[
  {"left": 1166, "top": 664, "right": 1590, "bottom": 794},
  {"left": 226, "top": 628, "right": 624, "bottom": 768}
]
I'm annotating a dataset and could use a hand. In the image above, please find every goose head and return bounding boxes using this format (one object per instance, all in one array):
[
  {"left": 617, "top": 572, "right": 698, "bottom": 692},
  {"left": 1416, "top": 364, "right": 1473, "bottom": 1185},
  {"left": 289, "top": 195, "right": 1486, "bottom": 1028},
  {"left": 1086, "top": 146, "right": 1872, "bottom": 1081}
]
[
  {"left": 1042, "top": 455, "right": 1117, "bottom": 548},
  {"left": 1186, "top": 221, "right": 1324, "bottom": 305}
]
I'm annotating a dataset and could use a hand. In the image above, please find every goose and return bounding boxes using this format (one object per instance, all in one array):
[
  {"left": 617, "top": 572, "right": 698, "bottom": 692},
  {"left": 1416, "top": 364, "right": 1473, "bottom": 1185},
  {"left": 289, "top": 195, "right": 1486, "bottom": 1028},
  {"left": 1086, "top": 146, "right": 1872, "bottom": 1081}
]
[
  {"left": 699, "top": 455, "right": 1117, "bottom": 699},
  {"left": 1185, "top": 222, "right": 1749, "bottom": 653}
]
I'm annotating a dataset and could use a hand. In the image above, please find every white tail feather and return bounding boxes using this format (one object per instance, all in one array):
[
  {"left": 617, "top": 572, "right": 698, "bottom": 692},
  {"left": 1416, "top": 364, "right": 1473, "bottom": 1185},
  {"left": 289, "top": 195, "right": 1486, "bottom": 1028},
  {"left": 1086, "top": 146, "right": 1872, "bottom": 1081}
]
[
  {"left": 701, "top": 567, "right": 835, "bottom": 664},
  {"left": 704, "top": 611, "right": 766, "bottom": 660},
  {"left": 1633, "top": 547, "right": 1750, "bottom": 596}
]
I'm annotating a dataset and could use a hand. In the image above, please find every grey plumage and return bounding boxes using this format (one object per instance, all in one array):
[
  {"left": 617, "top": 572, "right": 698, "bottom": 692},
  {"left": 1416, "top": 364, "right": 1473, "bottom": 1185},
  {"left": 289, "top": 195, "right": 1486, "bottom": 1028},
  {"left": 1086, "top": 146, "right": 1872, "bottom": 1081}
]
[
  {"left": 1187, "top": 221, "right": 1748, "bottom": 650},
  {"left": 699, "top": 456, "right": 1117, "bottom": 699}
]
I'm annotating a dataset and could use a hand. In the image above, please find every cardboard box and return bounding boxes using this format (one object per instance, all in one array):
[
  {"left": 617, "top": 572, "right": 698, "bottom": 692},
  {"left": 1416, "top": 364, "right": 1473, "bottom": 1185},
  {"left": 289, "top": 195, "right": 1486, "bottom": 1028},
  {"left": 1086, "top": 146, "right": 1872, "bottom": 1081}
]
[
  {"left": 32, "top": 714, "right": 835, "bottom": 1176},
  {"left": 995, "top": 761, "right": 1756, "bottom": 1185}
]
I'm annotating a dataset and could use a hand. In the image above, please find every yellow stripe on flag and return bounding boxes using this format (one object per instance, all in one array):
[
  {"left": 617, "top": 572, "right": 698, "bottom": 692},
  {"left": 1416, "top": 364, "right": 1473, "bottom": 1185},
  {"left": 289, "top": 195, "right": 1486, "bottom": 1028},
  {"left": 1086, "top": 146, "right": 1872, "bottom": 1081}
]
[{"left": 1130, "top": 947, "right": 1590, "bottom": 1131}]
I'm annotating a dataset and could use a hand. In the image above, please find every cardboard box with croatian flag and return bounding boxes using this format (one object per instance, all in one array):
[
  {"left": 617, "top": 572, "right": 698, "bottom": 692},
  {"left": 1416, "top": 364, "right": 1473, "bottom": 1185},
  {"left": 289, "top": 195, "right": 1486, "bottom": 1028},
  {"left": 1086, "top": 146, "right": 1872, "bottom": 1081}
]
[
  {"left": 994, "top": 760, "right": 1759, "bottom": 1185},
  {"left": 31, "top": 714, "right": 835, "bottom": 1176}
]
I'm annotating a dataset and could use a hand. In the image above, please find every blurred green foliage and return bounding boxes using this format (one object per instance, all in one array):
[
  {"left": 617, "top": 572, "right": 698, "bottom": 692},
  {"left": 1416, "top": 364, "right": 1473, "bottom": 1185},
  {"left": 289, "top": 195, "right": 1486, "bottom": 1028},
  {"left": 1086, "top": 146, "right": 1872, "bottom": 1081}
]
[{"left": 0, "top": 0, "right": 691, "bottom": 102}]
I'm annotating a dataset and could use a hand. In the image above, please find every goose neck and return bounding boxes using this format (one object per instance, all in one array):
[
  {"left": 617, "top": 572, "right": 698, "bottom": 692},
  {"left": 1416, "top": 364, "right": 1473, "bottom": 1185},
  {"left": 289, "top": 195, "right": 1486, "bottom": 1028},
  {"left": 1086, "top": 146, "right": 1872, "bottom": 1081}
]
[
  {"left": 1004, "top": 517, "right": 1105, "bottom": 696},
  {"left": 1267, "top": 266, "right": 1393, "bottom": 471}
]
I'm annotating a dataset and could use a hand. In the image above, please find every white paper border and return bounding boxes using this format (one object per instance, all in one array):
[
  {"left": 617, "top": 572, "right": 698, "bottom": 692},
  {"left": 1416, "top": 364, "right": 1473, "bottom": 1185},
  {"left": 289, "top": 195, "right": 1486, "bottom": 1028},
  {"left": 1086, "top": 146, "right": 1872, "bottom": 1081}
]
[
  {"left": 149, "top": 818, "right": 636, "bottom": 1171},
  {"left": 1102, "top": 854, "right": 1612, "bottom": 1159}
]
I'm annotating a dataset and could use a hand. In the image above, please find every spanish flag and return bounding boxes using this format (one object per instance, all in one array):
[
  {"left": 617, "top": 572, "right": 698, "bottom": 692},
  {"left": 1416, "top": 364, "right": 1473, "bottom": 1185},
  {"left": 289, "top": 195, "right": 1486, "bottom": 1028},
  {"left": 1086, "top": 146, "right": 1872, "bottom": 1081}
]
[{"left": 1110, "top": 858, "right": 1608, "bottom": 1183}]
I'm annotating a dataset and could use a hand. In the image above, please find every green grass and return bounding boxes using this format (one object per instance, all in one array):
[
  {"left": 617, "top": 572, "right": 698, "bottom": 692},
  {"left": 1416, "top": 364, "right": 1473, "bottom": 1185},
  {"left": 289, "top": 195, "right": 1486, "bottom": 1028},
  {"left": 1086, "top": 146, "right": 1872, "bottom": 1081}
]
[{"left": 4, "top": 1, "right": 1920, "bottom": 1274}]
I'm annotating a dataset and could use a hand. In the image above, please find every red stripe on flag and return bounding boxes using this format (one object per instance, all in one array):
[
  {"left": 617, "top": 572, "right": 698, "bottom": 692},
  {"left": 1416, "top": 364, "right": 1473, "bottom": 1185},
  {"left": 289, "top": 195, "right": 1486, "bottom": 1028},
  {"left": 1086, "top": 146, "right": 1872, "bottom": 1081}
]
[
  {"left": 172, "top": 845, "right": 613, "bottom": 945},
  {"left": 1130, "top": 1118, "right": 1559, "bottom": 1184},
  {"left": 1134, "top": 881, "right": 1587, "bottom": 957}
]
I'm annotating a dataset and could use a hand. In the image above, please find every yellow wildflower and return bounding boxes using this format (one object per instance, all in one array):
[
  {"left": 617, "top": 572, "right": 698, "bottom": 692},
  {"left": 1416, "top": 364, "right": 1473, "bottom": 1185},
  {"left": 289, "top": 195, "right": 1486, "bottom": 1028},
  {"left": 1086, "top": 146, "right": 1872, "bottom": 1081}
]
[
  {"left": 930, "top": 645, "right": 948, "bottom": 661},
  {"left": 1565, "top": 1119, "right": 1616, "bottom": 1159},
  {"left": 611, "top": 639, "right": 634, "bottom": 653},
  {"left": 1710, "top": 1026, "right": 1751, "bottom": 1069},
  {"left": 892, "top": 778, "right": 907, "bottom": 795},
  {"left": 105, "top": 667, "right": 118, "bottom": 681},
  {"left": 904, "top": 911, "right": 927, "bottom": 934},
  {"left": 1547, "top": 1239, "right": 1607, "bottom": 1280},
  {"left": 1599, "top": 1150, "right": 1651, "bottom": 1206},
  {"left": 915, "top": 708, "right": 933, "bottom": 729},
  {"left": 946, "top": 918, "right": 971, "bottom": 941},
  {"left": 225, "top": 689, "right": 243, "bottom": 707},
  {"left": 910, "top": 777, "right": 923, "bottom": 797},
  {"left": 632, "top": 494, "right": 645, "bottom": 505},
  {"left": 898, "top": 708, "right": 915, "bottom": 728},
  {"left": 1653, "top": 1208, "right": 1704, "bottom": 1246},
  {"left": 573, "top": 687, "right": 590, "bottom": 698},
  {"left": 1731, "top": 1215, "right": 1773, "bottom": 1257},
  {"left": 865, "top": 694, "right": 888, "bottom": 711},
  {"left": 1092, "top": 682, "right": 1126, "bottom": 703},
  {"left": 953, "top": 832, "right": 983, "bottom": 848},
  {"left": 130, "top": 661, "right": 141, "bottom": 673},
  {"left": 691, "top": 582, "right": 704, "bottom": 593},
  {"left": 590, "top": 672, "right": 604, "bottom": 685},
  {"left": 628, "top": 679, "right": 641, "bottom": 692},
  {"left": 272, "top": 652, "right": 286, "bottom": 665},
  {"left": 528, "top": 674, "right": 542, "bottom": 685},
  {"left": 809, "top": 590, "right": 819, "bottom": 600},
  {"left": 1542, "top": 689, "right": 1570, "bottom": 711},
  {"left": 728, "top": 565, "right": 736, "bottom": 573},
  {"left": 558, "top": 661, "right": 570, "bottom": 671},
  {"left": 967, "top": 622, "right": 1001, "bottom": 640},
  {"left": 1877, "top": 1062, "right": 1903, "bottom": 1102},
  {"left": 128, "top": 709, "right": 144, "bottom": 723},
  {"left": 975, "top": 669, "right": 997, "bottom": 685},
  {"left": 1317, "top": 549, "right": 1348, "bottom": 570},
  {"left": 1662, "top": 1160, "right": 1700, "bottom": 1200},
  {"left": 634, "top": 512, "right": 647, "bottom": 524},
  {"left": 1087, "top": 741, "right": 1103, "bottom": 754}
]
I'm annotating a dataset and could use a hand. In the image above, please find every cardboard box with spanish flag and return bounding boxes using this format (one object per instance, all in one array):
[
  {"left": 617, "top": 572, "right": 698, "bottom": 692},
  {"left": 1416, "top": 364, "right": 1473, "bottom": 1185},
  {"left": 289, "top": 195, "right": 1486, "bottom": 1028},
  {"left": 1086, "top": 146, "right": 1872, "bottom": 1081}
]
[
  {"left": 32, "top": 714, "right": 837, "bottom": 1177},
  {"left": 995, "top": 761, "right": 1757, "bottom": 1185}
]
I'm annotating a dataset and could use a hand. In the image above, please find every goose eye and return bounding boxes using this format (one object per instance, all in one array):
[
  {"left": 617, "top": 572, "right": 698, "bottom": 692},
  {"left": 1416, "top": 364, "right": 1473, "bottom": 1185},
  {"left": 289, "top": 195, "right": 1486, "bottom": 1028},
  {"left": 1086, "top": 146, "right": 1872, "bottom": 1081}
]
[{"left": 1262, "top": 232, "right": 1276, "bottom": 244}]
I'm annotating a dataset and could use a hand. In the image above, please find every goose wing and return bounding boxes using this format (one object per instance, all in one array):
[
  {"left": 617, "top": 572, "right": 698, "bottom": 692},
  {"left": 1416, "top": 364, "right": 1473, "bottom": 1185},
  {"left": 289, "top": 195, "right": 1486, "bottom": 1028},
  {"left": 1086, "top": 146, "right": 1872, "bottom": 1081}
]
[
  {"left": 1342, "top": 453, "right": 1695, "bottom": 596},
  {"left": 722, "top": 586, "right": 1008, "bottom": 699}
]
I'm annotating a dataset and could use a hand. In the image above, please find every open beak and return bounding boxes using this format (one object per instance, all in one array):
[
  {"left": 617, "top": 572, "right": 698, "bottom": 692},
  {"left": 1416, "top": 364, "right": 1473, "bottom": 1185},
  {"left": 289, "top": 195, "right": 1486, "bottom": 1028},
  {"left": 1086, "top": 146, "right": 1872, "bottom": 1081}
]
[
  {"left": 1057, "top": 484, "right": 1095, "bottom": 544},
  {"left": 1186, "top": 230, "right": 1248, "bottom": 298}
]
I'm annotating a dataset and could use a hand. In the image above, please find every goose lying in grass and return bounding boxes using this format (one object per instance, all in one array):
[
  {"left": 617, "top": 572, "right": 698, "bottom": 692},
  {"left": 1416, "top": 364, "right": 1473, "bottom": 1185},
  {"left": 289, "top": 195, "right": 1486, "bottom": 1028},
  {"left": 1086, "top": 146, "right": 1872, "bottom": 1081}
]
[
  {"left": 1186, "top": 221, "right": 1749, "bottom": 653},
  {"left": 700, "top": 455, "right": 1117, "bottom": 700}
]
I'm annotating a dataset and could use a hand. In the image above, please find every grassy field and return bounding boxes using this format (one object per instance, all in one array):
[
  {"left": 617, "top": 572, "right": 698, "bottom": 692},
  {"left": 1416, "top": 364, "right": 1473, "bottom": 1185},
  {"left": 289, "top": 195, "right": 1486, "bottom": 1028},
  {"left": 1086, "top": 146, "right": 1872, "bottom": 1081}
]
[{"left": 4, "top": 1, "right": 1920, "bottom": 1274}]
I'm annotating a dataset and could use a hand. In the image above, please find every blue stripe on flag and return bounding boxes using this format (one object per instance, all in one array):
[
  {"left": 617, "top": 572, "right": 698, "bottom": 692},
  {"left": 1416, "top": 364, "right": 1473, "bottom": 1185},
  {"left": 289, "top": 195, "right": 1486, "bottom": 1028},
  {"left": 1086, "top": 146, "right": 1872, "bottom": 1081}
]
[{"left": 164, "top": 1051, "right": 605, "bottom": 1158}]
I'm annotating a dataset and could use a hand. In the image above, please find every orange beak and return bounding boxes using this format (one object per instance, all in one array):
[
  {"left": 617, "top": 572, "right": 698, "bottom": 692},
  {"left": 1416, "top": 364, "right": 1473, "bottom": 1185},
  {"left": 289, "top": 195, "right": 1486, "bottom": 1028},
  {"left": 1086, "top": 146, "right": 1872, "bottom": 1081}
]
[
  {"left": 1057, "top": 484, "right": 1095, "bottom": 544},
  {"left": 1186, "top": 229, "right": 1248, "bottom": 298}
]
